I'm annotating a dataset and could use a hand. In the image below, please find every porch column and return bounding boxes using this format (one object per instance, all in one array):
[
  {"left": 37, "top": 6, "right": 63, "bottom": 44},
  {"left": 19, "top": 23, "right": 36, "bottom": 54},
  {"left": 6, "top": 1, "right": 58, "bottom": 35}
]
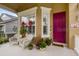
[
  {"left": 50, "top": 10, "right": 53, "bottom": 39},
  {"left": 69, "top": 3, "right": 77, "bottom": 48},
  {"left": 17, "top": 16, "right": 21, "bottom": 39},
  {"left": 36, "top": 7, "right": 41, "bottom": 37}
]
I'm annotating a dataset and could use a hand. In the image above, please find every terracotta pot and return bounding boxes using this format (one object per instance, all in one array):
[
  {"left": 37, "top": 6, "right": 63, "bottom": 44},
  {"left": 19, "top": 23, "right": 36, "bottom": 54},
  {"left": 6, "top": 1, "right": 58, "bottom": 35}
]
[
  {"left": 22, "top": 33, "right": 26, "bottom": 38},
  {"left": 40, "top": 48, "right": 46, "bottom": 51}
]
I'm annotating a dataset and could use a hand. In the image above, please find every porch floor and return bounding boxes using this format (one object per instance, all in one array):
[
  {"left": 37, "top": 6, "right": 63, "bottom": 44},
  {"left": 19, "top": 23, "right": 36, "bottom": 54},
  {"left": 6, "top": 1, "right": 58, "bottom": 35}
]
[{"left": 0, "top": 43, "right": 77, "bottom": 56}]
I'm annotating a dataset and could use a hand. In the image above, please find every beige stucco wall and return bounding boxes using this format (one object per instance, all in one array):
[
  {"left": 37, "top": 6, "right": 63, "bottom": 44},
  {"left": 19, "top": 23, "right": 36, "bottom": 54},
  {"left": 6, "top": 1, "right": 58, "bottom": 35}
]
[
  {"left": 69, "top": 3, "right": 79, "bottom": 49},
  {"left": 52, "top": 4, "right": 68, "bottom": 13}
]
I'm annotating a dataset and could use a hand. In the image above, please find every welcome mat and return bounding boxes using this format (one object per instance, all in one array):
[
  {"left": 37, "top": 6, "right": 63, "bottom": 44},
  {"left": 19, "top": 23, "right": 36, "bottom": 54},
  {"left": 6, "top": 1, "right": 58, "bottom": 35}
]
[{"left": 53, "top": 43, "right": 64, "bottom": 47}]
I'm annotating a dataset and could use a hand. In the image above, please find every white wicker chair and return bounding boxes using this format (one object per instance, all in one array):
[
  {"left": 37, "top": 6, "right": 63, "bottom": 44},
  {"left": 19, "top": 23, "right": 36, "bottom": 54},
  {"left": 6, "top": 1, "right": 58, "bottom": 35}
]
[
  {"left": 19, "top": 34, "right": 33, "bottom": 48},
  {"left": 9, "top": 34, "right": 18, "bottom": 45}
]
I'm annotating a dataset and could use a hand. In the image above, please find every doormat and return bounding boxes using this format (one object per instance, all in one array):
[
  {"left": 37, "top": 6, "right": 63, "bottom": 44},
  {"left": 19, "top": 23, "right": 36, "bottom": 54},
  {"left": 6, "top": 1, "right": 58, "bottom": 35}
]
[{"left": 53, "top": 43, "right": 64, "bottom": 47}]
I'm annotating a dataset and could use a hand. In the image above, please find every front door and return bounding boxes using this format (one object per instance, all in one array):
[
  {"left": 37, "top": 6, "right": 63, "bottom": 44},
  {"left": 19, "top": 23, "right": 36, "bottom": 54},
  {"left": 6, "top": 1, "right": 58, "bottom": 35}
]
[{"left": 53, "top": 12, "right": 66, "bottom": 44}]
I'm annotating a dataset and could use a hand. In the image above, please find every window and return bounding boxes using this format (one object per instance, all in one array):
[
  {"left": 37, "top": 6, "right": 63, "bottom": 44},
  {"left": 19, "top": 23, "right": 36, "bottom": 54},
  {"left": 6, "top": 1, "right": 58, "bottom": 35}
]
[
  {"left": 21, "top": 16, "right": 35, "bottom": 35},
  {"left": 41, "top": 7, "right": 51, "bottom": 38},
  {"left": 43, "top": 26, "right": 48, "bottom": 34},
  {"left": 43, "top": 16, "right": 48, "bottom": 35},
  {"left": 29, "top": 16, "right": 35, "bottom": 35},
  {"left": 18, "top": 7, "right": 37, "bottom": 37},
  {"left": 42, "top": 14, "right": 49, "bottom": 37}
]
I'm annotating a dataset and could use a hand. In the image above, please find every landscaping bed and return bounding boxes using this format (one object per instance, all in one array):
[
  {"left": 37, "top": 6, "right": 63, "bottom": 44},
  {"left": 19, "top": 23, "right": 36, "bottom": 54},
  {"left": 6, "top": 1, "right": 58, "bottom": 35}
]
[
  {"left": 0, "top": 33, "right": 9, "bottom": 44},
  {"left": 27, "top": 37, "right": 52, "bottom": 50},
  {"left": 0, "top": 36, "right": 9, "bottom": 44}
]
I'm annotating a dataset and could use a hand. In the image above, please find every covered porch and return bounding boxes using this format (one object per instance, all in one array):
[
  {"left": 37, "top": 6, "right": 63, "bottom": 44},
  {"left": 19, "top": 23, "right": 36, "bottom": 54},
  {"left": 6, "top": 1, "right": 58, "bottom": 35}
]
[{"left": 0, "top": 3, "right": 79, "bottom": 56}]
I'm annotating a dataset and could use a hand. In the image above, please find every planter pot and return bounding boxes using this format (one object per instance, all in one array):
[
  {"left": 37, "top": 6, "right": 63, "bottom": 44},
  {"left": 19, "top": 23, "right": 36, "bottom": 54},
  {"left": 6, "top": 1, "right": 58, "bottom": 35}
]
[
  {"left": 22, "top": 34, "right": 26, "bottom": 38},
  {"left": 40, "top": 48, "right": 46, "bottom": 51}
]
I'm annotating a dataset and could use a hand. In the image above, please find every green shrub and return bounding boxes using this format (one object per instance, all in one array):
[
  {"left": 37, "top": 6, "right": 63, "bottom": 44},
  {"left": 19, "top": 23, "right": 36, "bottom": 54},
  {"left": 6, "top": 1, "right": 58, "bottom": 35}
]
[
  {"left": 4, "top": 39, "right": 9, "bottom": 43},
  {"left": 0, "top": 40, "right": 3, "bottom": 44},
  {"left": 0, "top": 36, "right": 8, "bottom": 44},
  {"left": 39, "top": 39, "right": 47, "bottom": 49},
  {"left": 20, "top": 25, "right": 27, "bottom": 38},
  {"left": 0, "top": 37, "right": 4, "bottom": 44},
  {"left": 45, "top": 38, "right": 52, "bottom": 46}
]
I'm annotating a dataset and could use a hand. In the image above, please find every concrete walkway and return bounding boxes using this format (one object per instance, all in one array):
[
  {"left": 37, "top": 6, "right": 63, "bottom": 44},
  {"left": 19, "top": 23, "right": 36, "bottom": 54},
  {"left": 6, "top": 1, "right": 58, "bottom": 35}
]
[{"left": 0, "top": 43, "right": 77, "bottom": 56}]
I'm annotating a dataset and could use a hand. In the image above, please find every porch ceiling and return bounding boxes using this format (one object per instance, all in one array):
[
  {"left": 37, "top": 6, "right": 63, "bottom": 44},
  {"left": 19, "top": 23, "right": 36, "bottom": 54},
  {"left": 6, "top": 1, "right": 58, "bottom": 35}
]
[
  {"left": 1, "top": 3, "right": 37, "bottom": 12},
  {"left": 0, "top": 3, "right": 68, "bottom": 12}
]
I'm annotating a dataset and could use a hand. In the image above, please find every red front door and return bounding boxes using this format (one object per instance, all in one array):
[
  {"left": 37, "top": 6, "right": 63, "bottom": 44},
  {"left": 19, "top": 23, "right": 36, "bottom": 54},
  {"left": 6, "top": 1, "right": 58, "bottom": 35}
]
[{"left": 53, "top": 12, "right": 66, "bottom": 44}]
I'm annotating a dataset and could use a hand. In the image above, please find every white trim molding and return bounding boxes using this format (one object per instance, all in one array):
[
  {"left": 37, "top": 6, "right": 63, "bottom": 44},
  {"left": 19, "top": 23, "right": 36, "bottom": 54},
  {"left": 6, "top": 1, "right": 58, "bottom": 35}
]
[
  {"left": 41, "top": 6, "right": 52, "bottom": 38},
  {"left": 18, "top": 7, "right": 38, "bottom": 16},
  {"left": 74, "top": 34, "right": 79, "bottom": 55},
  {"left": 53, "top": 42, "right": 67, "bottom": 46},
  {"left": 18, "top": 7, "right": 38, "bottom": 37}
]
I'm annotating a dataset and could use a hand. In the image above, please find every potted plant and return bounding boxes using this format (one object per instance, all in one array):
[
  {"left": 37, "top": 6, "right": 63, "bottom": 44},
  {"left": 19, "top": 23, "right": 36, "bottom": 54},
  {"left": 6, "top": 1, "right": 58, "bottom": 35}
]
[
  {"left": 27, "top": 43, "right": 33, "bottom": 50},
  {"left": 39, "top": 39, "right": 47, "bottom": 51},
  {"left": 45, "top": 38, "right": 52, "bottom": 46},
  {"left": 20, "top": 22, "right": 27, "bottom": 38}
]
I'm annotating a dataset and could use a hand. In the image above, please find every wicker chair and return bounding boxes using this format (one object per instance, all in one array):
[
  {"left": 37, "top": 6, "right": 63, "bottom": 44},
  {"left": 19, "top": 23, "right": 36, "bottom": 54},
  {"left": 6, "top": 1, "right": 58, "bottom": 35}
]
[
  {"left": 9, "top": 34, "right": 18, "bottom": 45},
  {"left": 19, "top": 34, "right": 33, "bottom": 48}
]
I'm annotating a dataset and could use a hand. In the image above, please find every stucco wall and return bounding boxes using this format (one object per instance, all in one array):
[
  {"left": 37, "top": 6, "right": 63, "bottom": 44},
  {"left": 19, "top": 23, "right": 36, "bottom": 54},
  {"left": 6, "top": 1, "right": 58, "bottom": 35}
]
[{"left": 69, "top": 3, "right": 78, "bottom": 49}]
